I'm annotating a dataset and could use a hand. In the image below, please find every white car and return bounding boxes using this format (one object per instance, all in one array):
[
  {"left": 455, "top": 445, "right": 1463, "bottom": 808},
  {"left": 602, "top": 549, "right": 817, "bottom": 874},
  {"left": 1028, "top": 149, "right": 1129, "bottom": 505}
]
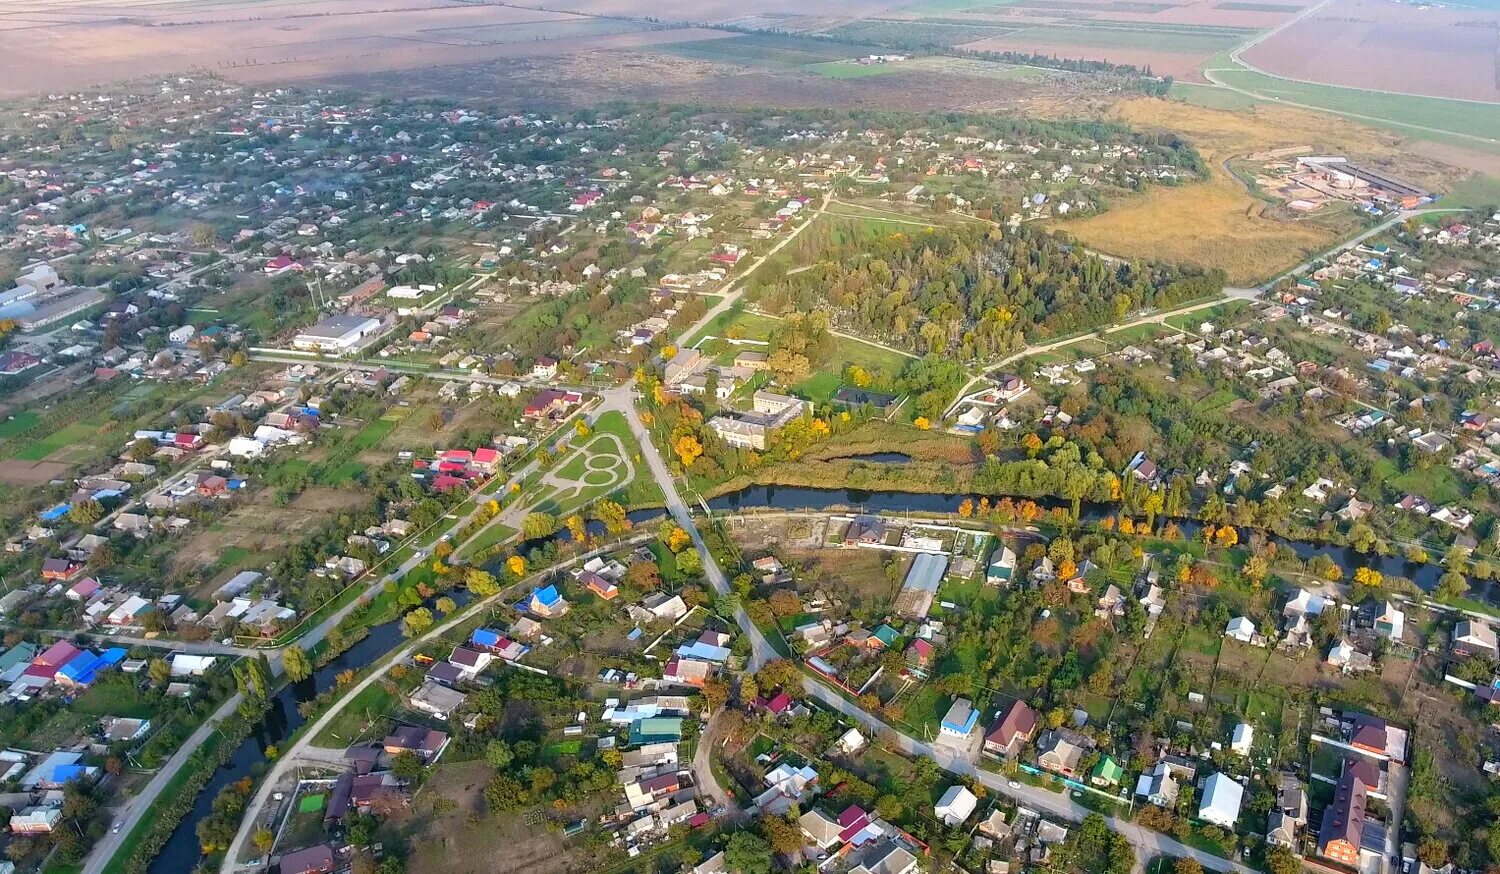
[
  {"left": 112, "top": 820, "right": 123, "bottom": 834},
  {"left": 1008, "top": 781, "right": 1020, "bottom": 789}
]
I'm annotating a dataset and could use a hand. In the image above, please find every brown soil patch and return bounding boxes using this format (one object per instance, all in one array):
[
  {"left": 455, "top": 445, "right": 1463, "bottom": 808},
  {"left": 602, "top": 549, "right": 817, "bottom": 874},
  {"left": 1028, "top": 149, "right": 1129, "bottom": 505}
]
[
  {"left": 0, "top": 459, "right": 71, "bottom": 485},
  {"left": 1242, "top": 0, "right": 1500, "bottom": 103},
  {"left": 0, "top": 0, "right": 734, "bottom": 97}
]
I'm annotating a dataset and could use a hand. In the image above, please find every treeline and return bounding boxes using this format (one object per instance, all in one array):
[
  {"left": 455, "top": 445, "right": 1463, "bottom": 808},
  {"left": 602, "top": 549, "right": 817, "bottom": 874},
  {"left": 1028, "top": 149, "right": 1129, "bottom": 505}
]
[
  {"left": 715, "top": 22, "right": 1165, "bottom": 85},
  {"left": 750, "top": 220, "right": 1224, "bottom": 363}
]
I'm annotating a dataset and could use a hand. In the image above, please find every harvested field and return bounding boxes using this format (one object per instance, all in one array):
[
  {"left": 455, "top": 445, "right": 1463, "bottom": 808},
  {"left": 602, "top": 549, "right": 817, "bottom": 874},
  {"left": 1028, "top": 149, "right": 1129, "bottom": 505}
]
[
  {"left": 0, "top": 0, "right": 727, "bottom": 96},
  {"left": 958, "top": 20, "right": 1247, "bottom": 79},
  {"left": 316, "top": 47, "right": 1098, "bottom": 114},
  {"left": 0, "top": 459, "right": 71, "bottom": 485},
  {"left": 945, "top": 0, "right": 1301, "bottom": 27},
  {"left": 1241, "top": 0, "right": 1500, "bottom": 103}
]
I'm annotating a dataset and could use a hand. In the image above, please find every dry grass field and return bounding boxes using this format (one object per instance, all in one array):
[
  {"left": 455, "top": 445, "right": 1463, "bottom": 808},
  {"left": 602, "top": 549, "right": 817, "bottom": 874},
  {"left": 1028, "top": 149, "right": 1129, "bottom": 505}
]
[
  {"left": 170, "top": 486, "right": 366, "bottom": 572},
  {"left": 1062, "top": 96, "right": 1461, "bottom": 284}
]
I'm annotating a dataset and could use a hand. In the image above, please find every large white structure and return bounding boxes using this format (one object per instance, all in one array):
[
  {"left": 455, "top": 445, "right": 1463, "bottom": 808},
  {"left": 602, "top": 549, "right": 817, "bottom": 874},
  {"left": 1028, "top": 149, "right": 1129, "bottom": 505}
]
[
  {"left": 1199, "top": 772, "right": 1244, "bottom": 829},
  {"left": 292, "top": 315, "right": 384, "bottom": 353}
]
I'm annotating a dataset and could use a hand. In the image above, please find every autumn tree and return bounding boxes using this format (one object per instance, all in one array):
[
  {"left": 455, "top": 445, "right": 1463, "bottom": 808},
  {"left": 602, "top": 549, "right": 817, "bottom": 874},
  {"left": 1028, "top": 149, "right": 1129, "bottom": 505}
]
[
  {"left": 401, "top": 607, "right": 434, "bottom": 637},
  {"left": 282, "top": 645, "right": 311, "bottom": 682},
  {"left": 674, "top": 434, "right": 704, "bottom": 468}
]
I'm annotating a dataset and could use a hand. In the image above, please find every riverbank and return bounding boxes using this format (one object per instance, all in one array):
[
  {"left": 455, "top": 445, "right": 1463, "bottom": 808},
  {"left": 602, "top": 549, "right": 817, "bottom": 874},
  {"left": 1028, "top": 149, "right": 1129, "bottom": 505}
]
[{"left": 705, "top": 483, "right": 1500, "bottom": 615}]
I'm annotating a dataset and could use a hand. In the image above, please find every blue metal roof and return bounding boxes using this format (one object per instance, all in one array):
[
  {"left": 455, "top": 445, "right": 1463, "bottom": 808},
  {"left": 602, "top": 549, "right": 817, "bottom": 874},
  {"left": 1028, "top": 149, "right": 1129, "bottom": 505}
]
[
  {"left": 471, "top": 629, "right": 501, "bottom": 647},
  {"left": 675, "top": 641, "right": 730, "bottom": 663},
  {"left": 40, "top": 503, "right": 71, "bottom": 521},
  {"left": 903, "top": 553, "right": 948, "bottom": 593},
  {"left": 533, "top": 585, "right": 561, "bottom": 606}
]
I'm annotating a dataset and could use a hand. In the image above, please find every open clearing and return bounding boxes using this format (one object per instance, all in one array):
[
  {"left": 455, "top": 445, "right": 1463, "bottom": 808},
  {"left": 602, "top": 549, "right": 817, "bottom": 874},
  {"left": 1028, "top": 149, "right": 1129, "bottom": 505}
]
[
  {"left": 0, "top": 459, "right": 71, "bottom": 485},
  {"left": 170, "top": 487, "right": 368, "bottom": 572},
  {"left": 1063, "top": 96, "right": 1457, "bottom": 284}
]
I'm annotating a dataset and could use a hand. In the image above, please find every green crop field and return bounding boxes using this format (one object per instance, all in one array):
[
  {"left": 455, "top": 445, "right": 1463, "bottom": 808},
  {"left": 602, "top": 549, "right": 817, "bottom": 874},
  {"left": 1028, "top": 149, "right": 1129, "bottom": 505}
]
[
  {"left": 1168, "top": 80, "right": 1263, "bottom": 111},
  {"left": 0, "top": 410, "right": 40, "bottom": 438},
  {"left": 15, "top": 422, "right": 97, "bottom": 461},
  {"left": 1002, "top": 23, "right": 1248, "bottom": 52},
  {"left": 1207, "top": 65, "right": 1500, "bottom": 143},
  {"left": 804, "top": 60, "right": 904, "bottom": 79},
  {"left": 350, "top": 416, "right": 398, "bottom": 451},
  {"left": 824, "top": 18, "right": 1021, "bottom": 47},
  {"left": 663, "top": 33, "right": 868, "bottom": 68}
]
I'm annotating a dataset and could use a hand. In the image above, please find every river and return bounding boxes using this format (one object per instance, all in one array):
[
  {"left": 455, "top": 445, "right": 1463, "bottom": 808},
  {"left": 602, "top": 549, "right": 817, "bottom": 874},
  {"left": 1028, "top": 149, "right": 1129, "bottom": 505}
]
[{"left": 706, "top": 484, "right": 1500, "bottom": 606}]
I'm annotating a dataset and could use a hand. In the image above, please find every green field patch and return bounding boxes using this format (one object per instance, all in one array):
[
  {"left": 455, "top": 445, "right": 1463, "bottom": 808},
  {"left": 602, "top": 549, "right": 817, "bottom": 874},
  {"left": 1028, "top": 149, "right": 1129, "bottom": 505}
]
[
  {"left": 350, "top": 417, "right": 398, "bottom": 451},
  {"left": 318, "top": 460, "right": 366, "bottom": 486},
  {"left": 1193, "top": 387, "right": 1240, "bottom": 413},
  {"left": 313, "top": 682, "right": 397, "bottom": 748},
  {"left": 16, "top": 422, "right": 98, "bottom": 461},
  {"left": 0, "top": 411, "right": 40, "bottom": 438},
  {"left": 1168, "top": 81, "right": 1263, "bottom": 111},
  {"left": 1207, "top": 65, "right": 1500, "bottom": 145},
  {"left": 804, "top": 60, "right": 904, "bottom": 79},
  {"left": 1001, "top": 22, "right": 1246, "bottom": 52},
  {"left": 460, "top": 523, "right": 517, "bottom": 558},
  {"left": 546, "top": 739, "right": 583, "bottom": 756},
  {"left": 1389, "top": 465, "right": 1465, "bottom": 505}
]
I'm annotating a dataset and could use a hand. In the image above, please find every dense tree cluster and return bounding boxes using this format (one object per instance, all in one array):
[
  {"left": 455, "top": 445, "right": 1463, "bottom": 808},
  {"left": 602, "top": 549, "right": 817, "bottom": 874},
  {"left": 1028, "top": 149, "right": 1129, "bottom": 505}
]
[{"left": 750, "top": 220, "right": 1223, "bottom": 363}]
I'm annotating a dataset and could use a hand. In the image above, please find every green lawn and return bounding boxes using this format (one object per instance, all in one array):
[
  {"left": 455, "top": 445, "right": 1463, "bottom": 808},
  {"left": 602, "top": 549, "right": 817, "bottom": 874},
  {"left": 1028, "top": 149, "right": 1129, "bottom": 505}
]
[
  {"left": 320, "top": 460, "right": 367, "bottom": 486},
  {"left": 73, "top": 680, "right": 156, "bottom": 718},
  {"left": 350, "top": 417, "right": 398, "bottom": 451},
  {"left": 459, "top": 523, "right": 516, "bottom": 558},
  {"left": 312, "top": 682, "right": 397, "bottom": 747},
  {"left": 685, "top": 308, "right": 781, "bottom": 349},
  {"left": 1169, "top": 81, "right": 1263, "bottom": 111},
  {"left": 804, "top": 60, "right": 904, "bottom": 79},
  {"left": 15, "top": 422, "right": 97, "bottom": 461},
  {"left": 1389, "top": 465, "right": 1465, "bottom": 505},
  {"left": 0, "top": 410, "right": 40, "bottom": 438}
]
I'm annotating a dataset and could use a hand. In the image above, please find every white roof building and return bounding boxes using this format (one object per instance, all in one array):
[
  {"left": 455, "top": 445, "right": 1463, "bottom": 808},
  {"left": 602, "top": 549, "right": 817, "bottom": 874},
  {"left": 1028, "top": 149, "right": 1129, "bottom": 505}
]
[
  {"left": 935, "top": 785, "right": 978, "bottom": 826},
  {"left": 1231, "top": 723, "right": 1254, "bottom": 756},
  {"left": 1198, "top": 773, "right": 1244, "bottom": 829},
  {"left": 1225, "top": 616, "right": 1257, "bottom": 643}
]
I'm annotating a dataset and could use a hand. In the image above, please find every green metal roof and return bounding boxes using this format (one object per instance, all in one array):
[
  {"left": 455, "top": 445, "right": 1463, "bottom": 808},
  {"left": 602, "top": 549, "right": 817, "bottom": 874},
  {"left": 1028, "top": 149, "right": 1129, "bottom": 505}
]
[{"left": 1091, "top": 755, "right": 1124, "bottom": 785}]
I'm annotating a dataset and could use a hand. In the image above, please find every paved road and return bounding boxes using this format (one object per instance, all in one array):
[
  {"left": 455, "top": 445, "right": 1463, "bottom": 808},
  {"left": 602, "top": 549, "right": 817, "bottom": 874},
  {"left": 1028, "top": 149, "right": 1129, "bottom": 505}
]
[
  {"left": 82, "top": 690, "right": 247, "bottom": 874},
  {"left": 600, "top": 385, "right": 778, "bottom": 673}
]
